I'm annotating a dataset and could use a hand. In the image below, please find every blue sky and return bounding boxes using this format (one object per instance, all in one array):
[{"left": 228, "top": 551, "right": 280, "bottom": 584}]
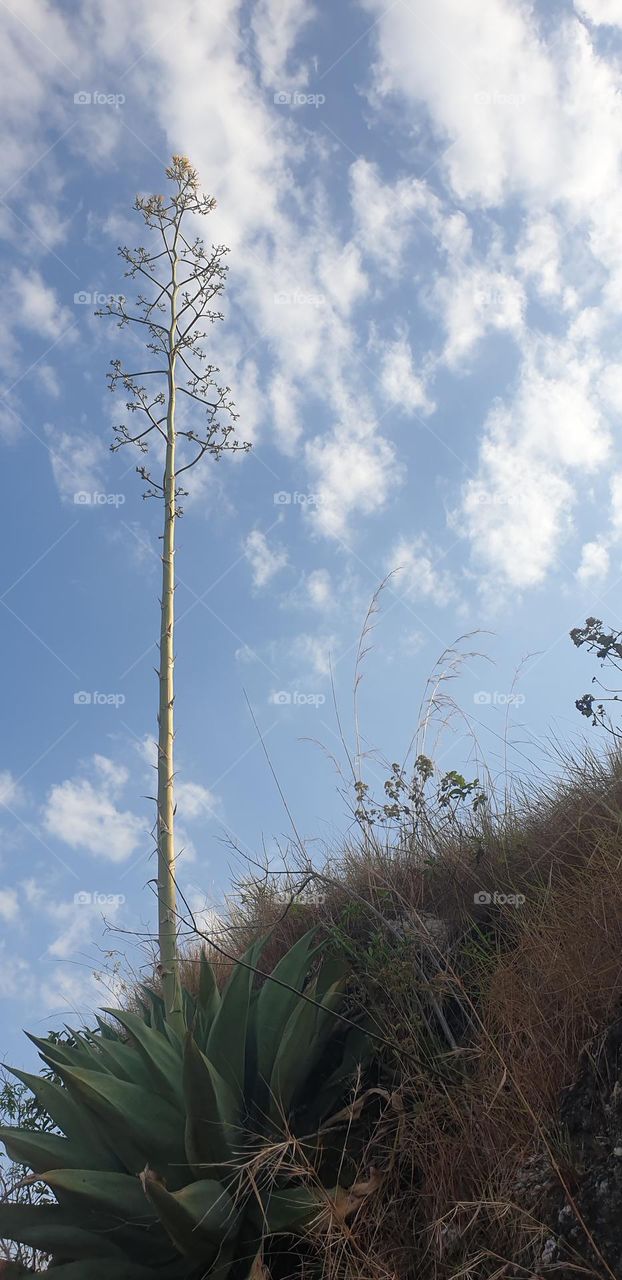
[{"left": 1, "top": 0, "right": 622, "bottom": 1066}]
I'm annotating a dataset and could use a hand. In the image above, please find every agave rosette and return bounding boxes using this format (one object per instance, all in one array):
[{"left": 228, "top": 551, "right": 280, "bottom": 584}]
[{"left": 0, "top": 931, "right": 370, "bottom": 1278}]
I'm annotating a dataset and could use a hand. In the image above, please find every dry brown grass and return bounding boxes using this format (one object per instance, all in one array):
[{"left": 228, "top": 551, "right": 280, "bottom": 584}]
[{"left": 143, "top": 748, "right": 622, "bottom": 1279}]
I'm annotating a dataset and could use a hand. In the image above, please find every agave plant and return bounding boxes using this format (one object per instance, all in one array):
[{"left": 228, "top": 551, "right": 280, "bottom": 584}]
[{"left": 0, "top": 931, "right": 370, "bottom": 1278}]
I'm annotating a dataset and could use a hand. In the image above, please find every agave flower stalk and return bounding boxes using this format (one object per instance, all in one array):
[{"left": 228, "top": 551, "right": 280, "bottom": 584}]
[{"left": 97, "top": 157, "right": 250, "bottom": 1029}]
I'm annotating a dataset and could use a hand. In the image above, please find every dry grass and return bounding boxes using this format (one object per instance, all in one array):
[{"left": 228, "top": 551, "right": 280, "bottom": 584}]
[{"left": 144, "top": 747, "right": 622, "bottom": 1279}]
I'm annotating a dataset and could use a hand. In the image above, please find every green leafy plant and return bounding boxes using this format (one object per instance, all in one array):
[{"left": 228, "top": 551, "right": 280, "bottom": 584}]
[
  {"left": 354, "top": 755, "right": 485, "bottom": 830},
  {"left": 0, "top": 932, "right": 370, "bottom": 1278},
  {"left": 570, "top": 616, "right": 622, "bottom": 733}
]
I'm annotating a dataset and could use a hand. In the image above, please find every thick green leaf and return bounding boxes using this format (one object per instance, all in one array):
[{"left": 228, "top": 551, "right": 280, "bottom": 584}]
[
  {"left": 269, "top": 976, "right": 344, "bottom": 1121},
  {"left": 138, "top": 984, "right": 166, "bottom": 1033},
  {"left": 52, "top": 1064, "right": 186, "bottom": 1180},
  {"left": 0, "top": 1125, "right": 95, "bottom": 1174},
  {"left": 102, "top": 1007, "right": 184, "bottom": 1109},
  {"left": 25, "top": 1032, "right": 98, "bottom": 1075},
  {"left": 141, "top": 1168, "right": 235, "bottom": 1261},
  {"left": 182, "top": 1033, "right": 236, "bottom": 1177},
  {"left": 206, "top": 935, "right": 266, "bottom": 1098},
  {"left": 7, "top": 1068, "right": 121, "bottom": 1171},
  {"left": 255, "top": 930, "right": 320, "bottom": 1086},
  {"left": 199, "top": 949, "right": 220, "bottom": 1020},
  {"left": 248, "top": 1184, "right": 328, "bottom": 1235},
  {"left": 0, "top": 1203, "right": 123, "bottom": 1258},
  {"left": 43, "top": 1168, "right": 157, "bottom": 1221},
  {"left": 305, "top": 1023, "right": 372, "bottom": 1126},
  {"left": 82, "top": 1031, "right": 157, "bottom": 1091},
  {"left": 95, "top": 1014, "right": 123, "bottom": 1041}
]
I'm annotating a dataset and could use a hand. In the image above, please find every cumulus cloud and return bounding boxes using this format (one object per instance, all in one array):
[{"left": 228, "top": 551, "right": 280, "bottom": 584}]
[
  {"left": 377, "top": 333, "right": 435, "bottom": 414},
  {"left": 44, "top": 425, "right": 109, "bottom": 503},
  {"left": 362, "top": 0, "right": 622, "bottom": 214},
  {"left": 458, "top": 351, "right": 610, "bottom": 589},
  {"left": 0, "top": 888, "right": 19, "bottom": 922},
  {"left": 576, "top": 539, "right": 610, "bottom": 583},
  {"left": 305, "top": 427, "right": 402, "bottom": 539},
  {"left": 575, "top": 0, "right": 622, "bottom": 25},
  {"left": 251, "top": 0, "right": 315, "bottom": 84},
  {"left": 0, "top": 771, "right": 23, "bottom": 809},
  {"left": 350, "top": 158, "right": 440, "bottom": 276},
  {"left": 306, "top": 568, "right": 332, "bottom": 609},
  {"left": 244, "top": 529, "right": 289, "bottom": 588},
  {"left": 43, "top": 755, "right": 144, "bottom": 863},
  {"left": 388, "top": 536, "right": 456, "bottom": 606}
]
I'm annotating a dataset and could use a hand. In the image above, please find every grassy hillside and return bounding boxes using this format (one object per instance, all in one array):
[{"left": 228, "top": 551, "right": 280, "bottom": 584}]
[{"left": 168, "top": 747, "right": 622, "bottom": 1280}]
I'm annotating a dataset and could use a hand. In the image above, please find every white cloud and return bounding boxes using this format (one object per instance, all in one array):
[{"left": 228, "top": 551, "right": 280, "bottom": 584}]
[
  {"left": 597, "top": 364, "right": 622, "bottom": 412},
  {"left": 306, "top": 568, "right": 332, "bottom": 609},
  {"left": 0, "top": 888, "right": 19, "bottom": 922},
  {"left": 610, "top": 473, "right": 622, "bottom": 538},
  {"left": 0, "top": 771, "right": 23, "bottom": 809},
  {"left": 269, "top": 373, "right": 303, "bottom": 453},
  {"left": 575, "top": 0, "right": 622, "bottom": 25},
  {"left": 459, "top": 350, "right": 610, "bottom": 589},
  {"left": 305, "top": 427, "right": 402, "bottom": 539},
  {"left": 43, "top": 755, "right": 144, "bottom": 863},
  {"left": 516, "top": 212, "right": 564, "bottom": 300},
  {"left": 10, "top": 268, "right": 73, "bottom": 341},
  {"left": 44, "top": 425, "right": 108, "bottom": 503},
  {"left": 378, "top": 334, "right": 435, "bottom": 414},
  {"left": 388, "top": 536, "right": 456, "bottom": 606},
  {"left": 175, "top": 780, "right": 217, "bottom": 821},
  {"left": 576, "top": 539, "right": 610, "bottom": 583},
  {"left": 350, "top": 158, "right": 440, "bottom": 276},
  {"left": 317, "top": 241, "right": 368, "bottom": 316},
  {"left": 0, "top": 944, "right": 33, "bottom": 1000},
  {"left": 435, "top": 264, "right": 525, "bottom": 367},
  {"left": 244, "top": 529, "right": 289, "bottom": 587},
  {"left": 290, "top": 631, "right": 337, "bottom": 679},
  {"left": 363, "top": 1, "right": 622, "bottom": 216},
  {"left": 251, "top": 0, "right": 315, "bottom": 85}
]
